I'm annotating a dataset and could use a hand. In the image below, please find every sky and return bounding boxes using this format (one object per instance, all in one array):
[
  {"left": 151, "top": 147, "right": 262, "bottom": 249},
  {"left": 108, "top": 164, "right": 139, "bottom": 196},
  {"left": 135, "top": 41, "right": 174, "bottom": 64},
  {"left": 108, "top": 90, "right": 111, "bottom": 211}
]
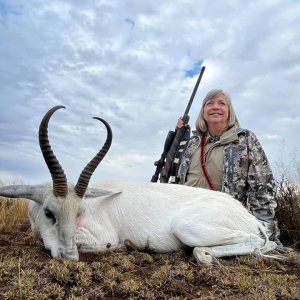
[{"left": 0, "top": 0, "right": 299, "bottom": 186}]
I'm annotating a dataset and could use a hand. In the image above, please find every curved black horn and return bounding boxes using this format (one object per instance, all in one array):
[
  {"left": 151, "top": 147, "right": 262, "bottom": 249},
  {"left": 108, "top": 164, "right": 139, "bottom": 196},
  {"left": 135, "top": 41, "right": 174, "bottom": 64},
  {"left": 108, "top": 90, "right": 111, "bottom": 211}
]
[
  {"left": 75, "top": 117, "right": 112, "bottom": 198},
  {"left": 39, "top": 105, "right": 68, "bottom": 197}
]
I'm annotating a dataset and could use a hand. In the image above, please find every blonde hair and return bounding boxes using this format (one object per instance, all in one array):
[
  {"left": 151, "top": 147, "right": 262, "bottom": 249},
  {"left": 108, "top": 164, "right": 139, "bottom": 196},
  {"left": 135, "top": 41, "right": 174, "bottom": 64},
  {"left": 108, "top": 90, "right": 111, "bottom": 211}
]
[{"left": 195, "top": 89, "right": 239, "bottom": 133}]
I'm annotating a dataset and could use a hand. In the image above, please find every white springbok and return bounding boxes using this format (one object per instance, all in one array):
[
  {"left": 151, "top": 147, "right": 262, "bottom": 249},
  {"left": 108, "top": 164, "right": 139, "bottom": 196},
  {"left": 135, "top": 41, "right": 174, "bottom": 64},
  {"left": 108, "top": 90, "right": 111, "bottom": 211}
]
[{"left": 0, "top": 106, "right": 279, "bottom": 265}]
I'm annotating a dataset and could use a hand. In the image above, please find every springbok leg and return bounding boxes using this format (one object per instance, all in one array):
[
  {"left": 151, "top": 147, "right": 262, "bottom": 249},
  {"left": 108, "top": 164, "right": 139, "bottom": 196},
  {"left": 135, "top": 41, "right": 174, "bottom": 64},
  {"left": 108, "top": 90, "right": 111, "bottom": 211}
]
[{"left": 193, "top": 234, "right": 277, "bottom": 266}]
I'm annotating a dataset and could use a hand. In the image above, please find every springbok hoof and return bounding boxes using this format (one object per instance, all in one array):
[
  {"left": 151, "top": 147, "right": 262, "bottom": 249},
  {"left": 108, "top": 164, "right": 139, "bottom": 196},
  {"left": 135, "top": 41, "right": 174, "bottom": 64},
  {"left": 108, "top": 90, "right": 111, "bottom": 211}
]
[{"left": 193, "top": 247, "right": 220, "bottom": 266}]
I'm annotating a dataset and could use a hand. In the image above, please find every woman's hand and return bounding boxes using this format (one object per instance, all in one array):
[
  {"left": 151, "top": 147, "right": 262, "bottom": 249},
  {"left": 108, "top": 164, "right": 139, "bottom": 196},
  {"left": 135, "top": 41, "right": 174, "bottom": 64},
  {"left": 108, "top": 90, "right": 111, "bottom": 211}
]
[{"left": 177, "top": 117, "right": 184, "bottom": 128}]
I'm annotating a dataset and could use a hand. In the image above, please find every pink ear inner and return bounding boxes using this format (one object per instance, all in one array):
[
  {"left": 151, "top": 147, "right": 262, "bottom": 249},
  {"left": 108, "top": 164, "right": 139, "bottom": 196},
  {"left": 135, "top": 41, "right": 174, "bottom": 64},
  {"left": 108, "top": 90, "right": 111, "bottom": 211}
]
[{"left": 76, "top": 214, "right": 85, "bottom": 227}]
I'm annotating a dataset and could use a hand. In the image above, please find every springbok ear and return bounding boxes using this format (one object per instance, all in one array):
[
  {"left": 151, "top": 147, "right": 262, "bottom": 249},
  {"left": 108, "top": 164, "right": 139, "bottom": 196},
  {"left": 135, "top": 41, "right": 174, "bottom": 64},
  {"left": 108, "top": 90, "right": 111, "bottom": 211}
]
[
  {"left": 0, "top": 184, "right": 47, "bottom": 204},
  {"left": 84, "top": 187, "right": 121, "bottom": 199}
]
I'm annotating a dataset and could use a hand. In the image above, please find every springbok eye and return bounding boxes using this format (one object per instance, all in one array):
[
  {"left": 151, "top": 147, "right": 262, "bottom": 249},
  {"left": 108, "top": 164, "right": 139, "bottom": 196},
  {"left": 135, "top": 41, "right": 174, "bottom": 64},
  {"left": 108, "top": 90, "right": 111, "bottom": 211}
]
[{"left": 44, "top": 208, "right": 56, "bottom": 223}]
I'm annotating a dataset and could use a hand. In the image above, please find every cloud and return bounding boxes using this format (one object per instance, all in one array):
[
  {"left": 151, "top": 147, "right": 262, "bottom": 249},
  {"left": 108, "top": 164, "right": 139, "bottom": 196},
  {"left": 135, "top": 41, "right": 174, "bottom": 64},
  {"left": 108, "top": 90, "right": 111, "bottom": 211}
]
[{"left": 0, "top": 0, "right": 299, "bottom": 185}]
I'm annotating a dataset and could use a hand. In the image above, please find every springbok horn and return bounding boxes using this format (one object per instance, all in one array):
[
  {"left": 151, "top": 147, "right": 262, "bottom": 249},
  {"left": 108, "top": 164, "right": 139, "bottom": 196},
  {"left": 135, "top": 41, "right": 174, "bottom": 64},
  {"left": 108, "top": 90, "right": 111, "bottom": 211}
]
[
  {"left": 75, "top": 117, "right": 112, "bottom": 198},
  {"left": 39, "top": 105, "right": 68, "bottom": 197}
]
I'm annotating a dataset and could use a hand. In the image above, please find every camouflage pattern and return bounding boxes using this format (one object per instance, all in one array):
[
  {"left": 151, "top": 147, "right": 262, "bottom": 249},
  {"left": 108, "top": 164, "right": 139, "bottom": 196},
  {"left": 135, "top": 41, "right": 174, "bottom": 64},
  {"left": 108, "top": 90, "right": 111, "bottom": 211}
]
[{"left": 177, "top": 127, "right": 282, "bottom": 246}]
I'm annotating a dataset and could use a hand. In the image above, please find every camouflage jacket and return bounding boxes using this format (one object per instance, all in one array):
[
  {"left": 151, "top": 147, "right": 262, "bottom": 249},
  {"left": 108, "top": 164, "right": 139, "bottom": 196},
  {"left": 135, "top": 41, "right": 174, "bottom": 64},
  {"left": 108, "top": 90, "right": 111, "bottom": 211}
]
[{"left": 177, "top": 128, "right": 281, "bottom": 244}]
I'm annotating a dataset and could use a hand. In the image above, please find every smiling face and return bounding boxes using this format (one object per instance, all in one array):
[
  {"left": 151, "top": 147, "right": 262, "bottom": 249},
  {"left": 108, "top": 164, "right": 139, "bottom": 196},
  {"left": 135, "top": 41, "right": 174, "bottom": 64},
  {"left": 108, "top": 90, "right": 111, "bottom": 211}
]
[{"left": 203, "top": 93, "right": 229, "bottom": 130}]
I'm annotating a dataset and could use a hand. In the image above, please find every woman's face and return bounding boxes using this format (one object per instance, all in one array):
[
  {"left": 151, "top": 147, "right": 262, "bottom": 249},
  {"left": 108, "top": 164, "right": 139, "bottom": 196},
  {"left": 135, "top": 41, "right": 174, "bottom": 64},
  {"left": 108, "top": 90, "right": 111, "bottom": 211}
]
[{"left": 203, "top": 94, "right": 229, "bottom": 127}]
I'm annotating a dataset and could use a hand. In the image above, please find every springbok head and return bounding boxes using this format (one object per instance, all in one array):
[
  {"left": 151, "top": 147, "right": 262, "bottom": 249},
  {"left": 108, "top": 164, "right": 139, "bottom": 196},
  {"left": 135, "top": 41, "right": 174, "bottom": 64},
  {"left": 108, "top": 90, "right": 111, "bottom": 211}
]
[{"left": 0, "top": 106, "right": 112, "bottom": 260}]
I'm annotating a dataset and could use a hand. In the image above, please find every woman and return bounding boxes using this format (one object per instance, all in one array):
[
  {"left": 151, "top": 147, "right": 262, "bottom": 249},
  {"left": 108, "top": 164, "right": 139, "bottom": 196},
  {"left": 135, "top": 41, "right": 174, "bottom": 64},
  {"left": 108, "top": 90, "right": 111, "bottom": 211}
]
[{"left": 177, "top": 89, "right": 282, "bottom": 247}]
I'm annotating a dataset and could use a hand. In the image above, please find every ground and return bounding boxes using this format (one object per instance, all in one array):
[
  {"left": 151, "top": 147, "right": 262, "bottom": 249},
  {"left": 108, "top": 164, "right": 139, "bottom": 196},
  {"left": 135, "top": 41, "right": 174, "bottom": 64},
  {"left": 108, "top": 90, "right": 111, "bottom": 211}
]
[{"left": 0, "top": 222, "right": 299, "bottom": 300}]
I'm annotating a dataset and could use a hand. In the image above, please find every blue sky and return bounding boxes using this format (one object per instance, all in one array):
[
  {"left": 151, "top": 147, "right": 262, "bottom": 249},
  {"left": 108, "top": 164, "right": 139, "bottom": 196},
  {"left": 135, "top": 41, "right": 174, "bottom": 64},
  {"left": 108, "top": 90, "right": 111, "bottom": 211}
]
[{"left": 0, "top": 0, "right": 299, "bottom": 185}]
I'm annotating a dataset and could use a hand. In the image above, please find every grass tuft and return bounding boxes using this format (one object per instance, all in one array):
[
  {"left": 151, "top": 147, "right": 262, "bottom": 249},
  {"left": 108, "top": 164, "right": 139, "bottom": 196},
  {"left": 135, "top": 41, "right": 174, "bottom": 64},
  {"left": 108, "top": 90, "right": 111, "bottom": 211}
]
[{"left": 0, "top": 197, "right": 29, "bottom": 234}]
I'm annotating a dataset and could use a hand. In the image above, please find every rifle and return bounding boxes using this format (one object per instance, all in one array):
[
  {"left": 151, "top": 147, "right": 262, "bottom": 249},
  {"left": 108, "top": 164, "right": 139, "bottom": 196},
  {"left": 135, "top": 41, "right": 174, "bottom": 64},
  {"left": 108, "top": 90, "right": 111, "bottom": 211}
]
[{"left": 151, "top": 66, "right": 206, "bottom": 183}]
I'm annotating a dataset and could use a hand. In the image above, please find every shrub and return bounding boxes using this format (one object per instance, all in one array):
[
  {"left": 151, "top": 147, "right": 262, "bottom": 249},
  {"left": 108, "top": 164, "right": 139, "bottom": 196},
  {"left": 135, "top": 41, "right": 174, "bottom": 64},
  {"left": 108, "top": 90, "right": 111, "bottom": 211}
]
[{"left": 276, "top": 179, "right": 300, "bottom": 249}]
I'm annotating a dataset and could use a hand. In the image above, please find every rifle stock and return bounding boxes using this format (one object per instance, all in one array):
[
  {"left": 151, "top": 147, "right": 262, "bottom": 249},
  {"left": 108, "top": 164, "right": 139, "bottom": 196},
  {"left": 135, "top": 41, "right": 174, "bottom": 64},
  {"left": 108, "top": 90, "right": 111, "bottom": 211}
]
[
  {"left": 159, "top": 114, "right": 189, "bottom": 183},
  {"left": 151, "top": 66, "right": 206, "bottom": 183},
  {"left": 151, "top": 130, "right": 175, "bottom": 182}
]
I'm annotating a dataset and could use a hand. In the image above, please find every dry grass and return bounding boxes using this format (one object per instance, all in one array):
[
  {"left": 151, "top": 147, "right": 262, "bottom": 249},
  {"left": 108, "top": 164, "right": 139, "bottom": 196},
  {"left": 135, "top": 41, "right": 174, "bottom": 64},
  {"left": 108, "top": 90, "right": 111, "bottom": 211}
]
[
  {"left": 0, "top": 226, "right": 299, "bottom": 300},
  {"left": 0, "top": 196, "right": 29, "bottom": 234},
  {"left": 275, "top": 153, "right": 300, "bottom": 249},
  {"left": 277, "top": 186, "right": 300, "bottom": 249},
  {"left": 276, "top": 180, "right": 300, "bottom": 249}
]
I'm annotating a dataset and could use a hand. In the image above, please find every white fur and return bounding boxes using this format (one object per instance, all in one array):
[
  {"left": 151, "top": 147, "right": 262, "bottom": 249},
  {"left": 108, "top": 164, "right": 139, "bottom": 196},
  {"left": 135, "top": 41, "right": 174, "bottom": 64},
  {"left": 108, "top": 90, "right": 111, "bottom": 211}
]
[{"left": 26, "top": 181, "right": 277, "bottom": 263}]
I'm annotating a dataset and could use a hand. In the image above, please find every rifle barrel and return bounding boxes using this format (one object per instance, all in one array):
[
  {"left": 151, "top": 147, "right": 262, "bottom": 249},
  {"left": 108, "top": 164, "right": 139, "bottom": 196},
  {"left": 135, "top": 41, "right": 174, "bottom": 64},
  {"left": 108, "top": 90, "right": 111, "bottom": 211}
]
[
  {"left": 151, "top": 65, "right": 206, "bottom": 183},
  {"left": 184, "top": 66, "right": 206, "bottom": 115}
]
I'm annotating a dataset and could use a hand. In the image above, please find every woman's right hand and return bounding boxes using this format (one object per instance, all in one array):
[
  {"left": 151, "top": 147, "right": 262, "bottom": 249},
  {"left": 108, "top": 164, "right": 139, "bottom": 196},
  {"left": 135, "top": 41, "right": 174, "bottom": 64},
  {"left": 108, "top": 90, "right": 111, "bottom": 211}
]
[{"left": 177, "top": 117, "right": 184, "bottom": 128}]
